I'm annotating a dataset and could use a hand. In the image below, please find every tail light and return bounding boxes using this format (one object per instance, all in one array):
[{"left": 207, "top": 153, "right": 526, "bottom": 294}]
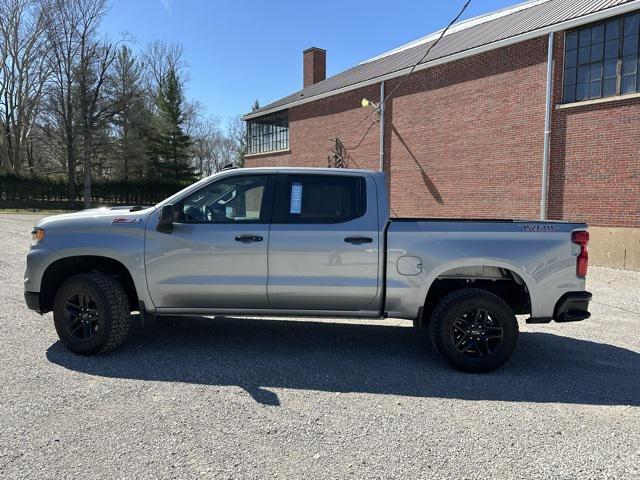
[{"left": 572, "top": 231, "right": 589, "bottom": 278}]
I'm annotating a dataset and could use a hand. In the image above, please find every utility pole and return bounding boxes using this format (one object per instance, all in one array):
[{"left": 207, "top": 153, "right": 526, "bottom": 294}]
[
  {"left": 379, "top": 81, "right": 385, "bottom": 172},
  {"left": 541, "top": 32, "right": 554, "bottom": 220}
]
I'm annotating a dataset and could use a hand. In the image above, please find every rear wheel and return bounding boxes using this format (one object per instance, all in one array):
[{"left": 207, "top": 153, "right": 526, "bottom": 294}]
[
  {"left": 53, "top": 273, "right": 131, "bottom": 355},
  {"left": 429, "top": 288, "right": 518, "bottom": 373}
]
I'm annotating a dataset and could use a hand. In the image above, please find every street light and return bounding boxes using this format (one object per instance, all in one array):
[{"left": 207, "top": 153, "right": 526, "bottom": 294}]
[{"left": 361, "top": 98, "right": 381, "bottom": 112}]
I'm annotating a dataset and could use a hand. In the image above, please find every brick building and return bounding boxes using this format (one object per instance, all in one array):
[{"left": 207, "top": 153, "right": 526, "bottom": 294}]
[{"left": 243, "top": 0, "right": 640, "bottom": 270}]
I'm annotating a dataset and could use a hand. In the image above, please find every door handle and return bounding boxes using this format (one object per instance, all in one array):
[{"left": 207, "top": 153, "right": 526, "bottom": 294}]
[
  {"left": 344, "top": 236, "right": 373, "bottom": 245},
  {"left": 235, "top": 234, "right": 264, "bottom": 243}
]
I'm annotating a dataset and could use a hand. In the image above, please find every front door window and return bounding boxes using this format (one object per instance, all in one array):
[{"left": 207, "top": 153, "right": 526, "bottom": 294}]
[{"left": 179, "top": 175, "right": 269, "bottom": 224}]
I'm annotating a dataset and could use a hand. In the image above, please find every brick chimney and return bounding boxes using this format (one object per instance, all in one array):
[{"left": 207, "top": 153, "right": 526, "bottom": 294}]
[{"left": 303, "top": 47, "right": 326, "bottom": 88}]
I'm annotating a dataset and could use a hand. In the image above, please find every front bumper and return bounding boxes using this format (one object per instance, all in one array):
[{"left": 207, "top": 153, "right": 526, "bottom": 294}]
[
  {"left": 24, "top": 291, "right": 41, "bottom": 314},
  {"left": 527, "top": 291, "right": 592, "bottom": 324}
]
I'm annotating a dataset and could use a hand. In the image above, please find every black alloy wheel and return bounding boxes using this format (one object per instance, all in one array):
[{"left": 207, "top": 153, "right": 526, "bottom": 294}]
[
  {"left": 62, "top": 291, "right": 101, "bottom": 341},
  {"left": 429, "top": 288, "right": 519, "bottom": 373},
  {"left": 451, "top": 308, "right": 504, "bottom": 358}
]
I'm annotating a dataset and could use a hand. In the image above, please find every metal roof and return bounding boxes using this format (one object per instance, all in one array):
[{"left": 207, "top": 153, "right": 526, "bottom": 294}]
[{"left": 244, "top": 0, "right": 640, "bottom": 120}]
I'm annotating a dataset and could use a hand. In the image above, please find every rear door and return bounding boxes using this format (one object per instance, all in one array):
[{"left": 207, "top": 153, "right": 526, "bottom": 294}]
[{"left": 267, "top": 173, "right": 380, "bottom": 311}]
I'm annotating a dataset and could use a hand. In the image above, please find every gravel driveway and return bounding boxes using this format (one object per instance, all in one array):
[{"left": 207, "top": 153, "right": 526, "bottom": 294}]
[{"left": 0, "top": 213, "right": 639, "bottom": 479}]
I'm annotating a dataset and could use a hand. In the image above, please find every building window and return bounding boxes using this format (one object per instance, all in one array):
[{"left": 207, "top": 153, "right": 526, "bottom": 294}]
[
  {"left": 246, "top": 111, "right": 289, "bottom": 155},
  {"left": 564, "top": 12, "right": 640, "bottom": 103}
]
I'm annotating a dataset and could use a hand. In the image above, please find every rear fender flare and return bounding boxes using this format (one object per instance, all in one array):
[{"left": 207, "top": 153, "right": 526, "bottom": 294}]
[{"left": 418, "top": 257, "right": 538, "bottom": 314}]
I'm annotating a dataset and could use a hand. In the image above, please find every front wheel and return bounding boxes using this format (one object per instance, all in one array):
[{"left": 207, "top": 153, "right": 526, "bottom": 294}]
[
  {"left": 53, "top": 273, "right": 131, "bottom": 355},
  {"left": 429, "top": 288, "right": 519, "bottom": 373}
]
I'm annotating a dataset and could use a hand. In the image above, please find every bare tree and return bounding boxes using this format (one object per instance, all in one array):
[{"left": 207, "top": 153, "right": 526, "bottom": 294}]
[
  {"left": 142, "top": 40, "right": 187, "bottom": 95},
  {"left": 44, "top": 0, "right": 119, "bottom": 206},
  {"left": 0, "top": 0, "right": 251, "bottom": 209},
  {"left": 74, "top": 0, "right": 119, "bottom": 207},
  {"left": 191, "top": 115, "right": 224, "bottom": 177},
  {"left": 44, "top": 0, "right": 84, "bottom": 200},
  {"left": 0, "top": 0, "right": 51, "bottom": 173},
  {"left": 227, "top": 115, "right": 247, "bottom": 167},
  {"left": 212, "top": 133, "right": 236, "bottom": 173}
]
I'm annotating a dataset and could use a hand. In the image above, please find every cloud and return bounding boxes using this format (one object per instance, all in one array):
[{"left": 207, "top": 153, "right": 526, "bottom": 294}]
[{"left": 159, "top": 0, "right": 174, "bottom": 14}]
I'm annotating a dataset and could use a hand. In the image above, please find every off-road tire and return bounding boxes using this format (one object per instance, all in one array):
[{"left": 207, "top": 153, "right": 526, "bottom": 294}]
[
  {"left": 53, "top": 272, "right": 131, "bottom": 355},
  {"left": 429, "top": 288, "right": 518, "bottom": 373}
]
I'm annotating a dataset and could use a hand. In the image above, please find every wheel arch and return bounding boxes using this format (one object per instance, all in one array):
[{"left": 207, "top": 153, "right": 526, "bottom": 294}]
[
  {"left": 40, "top": 255, "right": 138, "bottom": 314},
  {"left": 418, "top": 260, "right": 535, "bottom": 328}
]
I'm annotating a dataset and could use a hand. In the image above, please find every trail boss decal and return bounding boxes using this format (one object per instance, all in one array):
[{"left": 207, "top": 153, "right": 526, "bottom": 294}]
[
  {"left": 111, "top": 217, "right": 143, "bottom": 224},
  {"left": 523, "top": 224, "right": 556, "bottom": 232}
]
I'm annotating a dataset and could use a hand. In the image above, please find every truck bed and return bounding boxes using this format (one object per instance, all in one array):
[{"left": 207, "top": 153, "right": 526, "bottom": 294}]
[
  {"left": 392, "top": 217, "right": 579, "bottom": 223},
  {"left": 384, "top": 217, "right": 588, "bottom": 320}
]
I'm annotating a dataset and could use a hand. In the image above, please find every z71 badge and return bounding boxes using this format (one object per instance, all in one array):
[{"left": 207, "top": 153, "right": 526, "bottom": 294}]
[
  {"left": 111, "top": 217, "right": 143, "bottom": 224},
  {"left": 523, "top": 224, "right": 556, "bottom": 232}
]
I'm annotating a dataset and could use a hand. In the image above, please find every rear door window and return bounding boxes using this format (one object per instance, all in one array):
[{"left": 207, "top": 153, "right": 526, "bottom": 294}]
[{"left": 274, "top": 174, "right": 366, "bottom": 223}]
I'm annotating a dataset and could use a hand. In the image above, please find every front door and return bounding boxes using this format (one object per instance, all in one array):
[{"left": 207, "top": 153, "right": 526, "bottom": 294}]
[
  {"left": 145, "top": 174, "right": 275, "bottom": 310},
  {"left": 267, "top": 173, "right": 380, "bottom": 311}
]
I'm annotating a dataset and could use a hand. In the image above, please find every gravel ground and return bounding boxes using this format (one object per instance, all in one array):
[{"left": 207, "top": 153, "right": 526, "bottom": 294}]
[{"left": 0, "top": 213, "right": 639, "bottom": 479}]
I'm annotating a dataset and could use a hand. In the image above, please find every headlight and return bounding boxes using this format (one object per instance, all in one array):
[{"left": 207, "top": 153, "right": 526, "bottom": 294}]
[{"left": 31, "top": 227, "right": 45, "bottom": 243}]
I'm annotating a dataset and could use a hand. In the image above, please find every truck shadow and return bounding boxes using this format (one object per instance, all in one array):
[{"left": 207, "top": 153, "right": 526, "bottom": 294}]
[{"left": 46, "top": 316, "right": 640, "bottom": 407}]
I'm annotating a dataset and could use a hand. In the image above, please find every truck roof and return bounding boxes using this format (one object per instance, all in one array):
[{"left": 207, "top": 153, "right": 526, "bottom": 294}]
[{"left": 236, "top": 167, "right": 379, "bottom": 175}]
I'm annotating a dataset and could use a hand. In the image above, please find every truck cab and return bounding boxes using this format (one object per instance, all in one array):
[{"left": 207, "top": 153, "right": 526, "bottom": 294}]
[{"left": 146, "top": 169, "right": 385, "bottom": 315}]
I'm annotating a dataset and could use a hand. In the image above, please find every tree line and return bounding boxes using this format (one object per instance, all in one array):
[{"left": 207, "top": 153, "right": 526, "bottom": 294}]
[{"left": 0, "top": 0, "right": 247, "bottom": 207}]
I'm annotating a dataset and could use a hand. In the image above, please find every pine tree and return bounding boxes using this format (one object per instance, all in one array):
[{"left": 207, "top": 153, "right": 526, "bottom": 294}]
[
  {"left": 150, "top": 67, "right": 194, "bottom": 181},
  {"left": 111, "top": 46, "right": 150, "bottom": 183}
]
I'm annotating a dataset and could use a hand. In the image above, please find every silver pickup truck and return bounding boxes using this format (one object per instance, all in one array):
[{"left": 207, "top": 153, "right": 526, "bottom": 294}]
[{"left": 25, "top": 168, "right": 592, "bottom": 372}]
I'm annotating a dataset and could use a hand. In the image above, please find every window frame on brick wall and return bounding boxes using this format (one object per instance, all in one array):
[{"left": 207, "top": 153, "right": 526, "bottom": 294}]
[
  {"left": 563, "top": 11, "right": 640, "bottom": 104},
  {"left": 246, "top": 111, "right": 289, "bottom": 155}
]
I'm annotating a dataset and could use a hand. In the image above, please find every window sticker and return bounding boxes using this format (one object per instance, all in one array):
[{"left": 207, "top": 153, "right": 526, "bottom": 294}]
[{"left": 290, "top": 183, "right": 303, "bottom": 214}]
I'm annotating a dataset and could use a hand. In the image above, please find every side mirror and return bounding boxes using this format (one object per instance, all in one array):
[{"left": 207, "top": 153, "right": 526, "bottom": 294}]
[{"left": 156, "top": 204, "right": 175, "bottom": 234}]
